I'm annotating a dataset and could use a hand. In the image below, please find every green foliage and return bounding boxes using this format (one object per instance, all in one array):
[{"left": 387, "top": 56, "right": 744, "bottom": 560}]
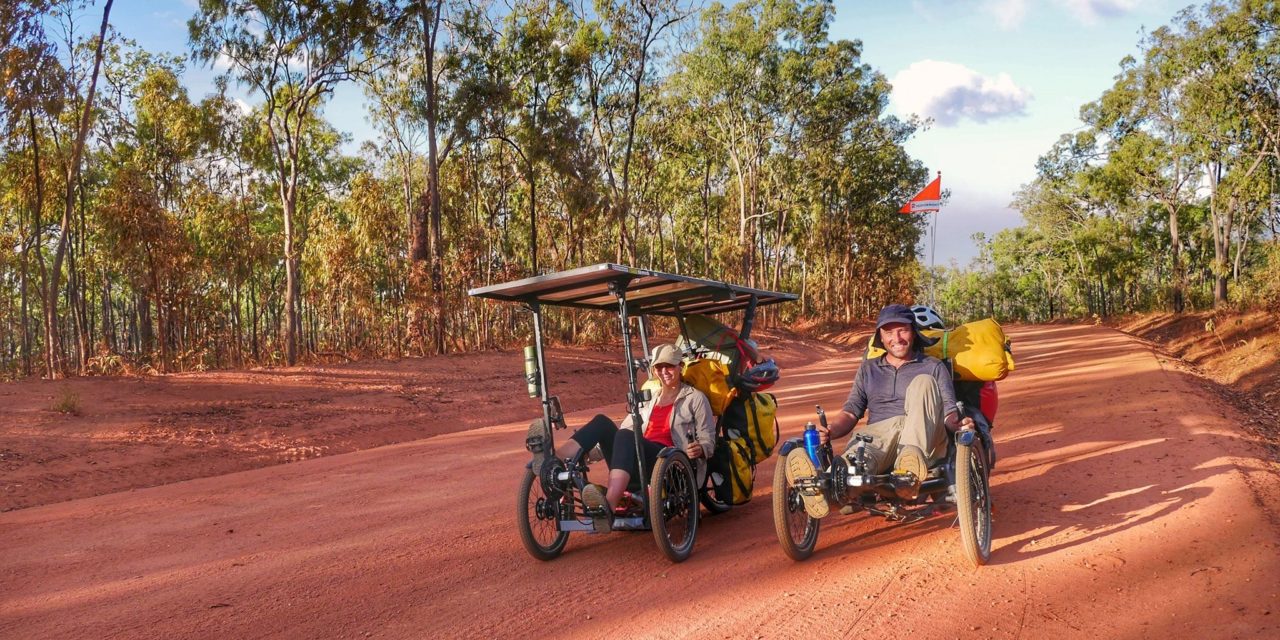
[
  {"left": 0, "top": 0, "right": 931, "bottom": 377},
  {"left": 1234, "top": 241, "right": 1280, "bottom": 309},
  {"left": 940, "top": 0, "right": 1279, "bottom": 322}
]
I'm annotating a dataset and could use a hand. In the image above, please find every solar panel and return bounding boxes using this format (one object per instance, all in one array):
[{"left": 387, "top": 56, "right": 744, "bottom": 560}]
[{"left": 467, "top": 263, "right": 797, "bottom": 316}]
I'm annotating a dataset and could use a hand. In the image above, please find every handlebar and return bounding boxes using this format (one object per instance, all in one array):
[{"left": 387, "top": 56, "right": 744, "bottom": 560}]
[{"left": 814, "top": 405, "right": 834, "bottom": 467}]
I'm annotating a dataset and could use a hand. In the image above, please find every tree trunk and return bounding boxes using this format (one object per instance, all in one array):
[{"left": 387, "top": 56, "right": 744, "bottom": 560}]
[
  {"left": 20, "top": 169, "right": 32, "bottom": 377},
  {"left": 39, "top": 0, "right": 112, "bottom": 378},
  {"left": 284, "top": 186, "right": 299, "bottom": 365},
  {"left": 1166, "top": 204, "right": 1185, "bottom": 313},
  {"left": 528, "top": 165, "right": 538, "bottom": 273},
  {"left": 701, "top": 158, "right": 711, "bottom": 270}
]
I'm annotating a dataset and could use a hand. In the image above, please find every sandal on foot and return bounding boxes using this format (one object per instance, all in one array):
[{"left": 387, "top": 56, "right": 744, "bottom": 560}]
[
  {"left": 613, "top": 490, "right": 645, "bottom": 516},
  {"left": 526, "top": 419, "right": 550, "bottom": 465},
  {"left": 785, "top": 449, "right": 829, "bottom": 519},
  {"left": 893, "top": 445, "right": 927, "bottom": 500},
  {"left": 581, "top": 483, "right": 612, "bottom": 533}
]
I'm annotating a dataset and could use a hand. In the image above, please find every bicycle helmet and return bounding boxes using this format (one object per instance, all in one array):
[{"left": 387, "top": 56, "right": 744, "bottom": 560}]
[
  {"left": 910, "top": 305, "right": 945, "bottom": 330},
  {"left": 735, "top": 358, "right": 780, "bottom": 392}
]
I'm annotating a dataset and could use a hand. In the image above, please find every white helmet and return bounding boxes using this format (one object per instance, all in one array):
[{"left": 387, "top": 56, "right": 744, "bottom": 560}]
[{"left": 910, "top": 305, "right": 945, "bottom": 330}]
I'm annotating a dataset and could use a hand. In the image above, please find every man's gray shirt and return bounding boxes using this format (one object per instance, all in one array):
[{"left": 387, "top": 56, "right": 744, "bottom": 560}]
[{"left": 842, "top": 351, "right": 957, "bottom": 424}]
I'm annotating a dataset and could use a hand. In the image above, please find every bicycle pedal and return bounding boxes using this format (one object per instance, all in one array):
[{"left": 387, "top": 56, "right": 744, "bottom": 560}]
[{"left": 525, "top": 435, "right": 545, "bottom": 454}]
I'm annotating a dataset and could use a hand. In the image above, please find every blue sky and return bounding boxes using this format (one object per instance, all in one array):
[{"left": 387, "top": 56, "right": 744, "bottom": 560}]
[
  {"left": 832, "top": 0, "right": 1185, "bottom": 265},
  {"left": 108, "top": 0, "right": 1188, "bottom": 265}
]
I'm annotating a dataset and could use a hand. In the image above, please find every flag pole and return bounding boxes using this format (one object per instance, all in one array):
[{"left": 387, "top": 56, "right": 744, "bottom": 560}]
[
  {"left": 930, "top": 170, "right": 940, "bottom": 307},
  {"left": 930, "top": 209, "right": 937, "bottom": 306},
  {"left": 901, "top": 170, "right": 942, "bottom": 307}
]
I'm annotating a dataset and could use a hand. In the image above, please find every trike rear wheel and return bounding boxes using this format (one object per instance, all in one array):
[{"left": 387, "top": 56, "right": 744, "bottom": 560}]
[
  {"left": 699, "top": 470, "right": 733, "bottom": 515},
  {"left": 955, "top": 440, "right": 992, "bottom": 567},
  {"left": 517, "top": 468, "right": 569, "bottom": 561},
  {"left": 772, "top": 458, "right": 819, "bottom": 561},
  {"left": 650, "top": 452, "right": 699, "bottom": 563}
]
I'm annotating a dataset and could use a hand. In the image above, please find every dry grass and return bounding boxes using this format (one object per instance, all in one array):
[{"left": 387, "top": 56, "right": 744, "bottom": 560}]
[{"left": 51, "top": 388, "right": 81, "bottom": 416}]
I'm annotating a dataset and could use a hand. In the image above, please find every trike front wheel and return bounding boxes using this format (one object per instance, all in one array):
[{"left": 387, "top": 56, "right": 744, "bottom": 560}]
[
  {"left": 650, "top": 451, "right": 699, "bottom": 563},
  {"left": 772, "top": 458, "right": 820, "bottom": 561},
  {"left": 517, "top": 468, "right": 569, "bottom": 561}
]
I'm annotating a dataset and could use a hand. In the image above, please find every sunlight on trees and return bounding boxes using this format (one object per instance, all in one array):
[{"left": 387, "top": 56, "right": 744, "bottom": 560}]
[
  {"left": 18, "top": 0, "right": 1271, "bottom": 377},
  {"left": 937, "top": 0, "right": 1279, "bottom": 323}
]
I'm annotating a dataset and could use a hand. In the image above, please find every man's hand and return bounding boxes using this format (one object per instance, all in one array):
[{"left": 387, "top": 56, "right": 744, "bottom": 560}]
[
  {"left": 686, "top": 442, "right": 705, "bottom": 459},
  {"left": 947, "top": 414, "right": 976, "bottom": 432},
  {"left": 822, "top": 410, "right": 857, "bottom": 444}
]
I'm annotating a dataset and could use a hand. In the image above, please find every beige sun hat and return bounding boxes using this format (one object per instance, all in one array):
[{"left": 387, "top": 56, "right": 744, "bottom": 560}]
[{"left": 648, "top": 343, "right": 682, "bottom": 377}]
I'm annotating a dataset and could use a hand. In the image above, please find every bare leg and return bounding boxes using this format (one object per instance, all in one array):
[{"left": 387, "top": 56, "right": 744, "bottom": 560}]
[
  {"left": 605, "top": 469, "right": 630, "bottom": 510},
  {"left": 555, "top": 440, "right": 582, "bottom": 460}
]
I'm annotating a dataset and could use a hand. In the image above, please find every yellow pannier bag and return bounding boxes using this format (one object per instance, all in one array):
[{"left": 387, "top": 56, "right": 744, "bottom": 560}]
[
  {"left": 722, "top": 392, "right": 779, "bottom": 463},
  {"left": 680, "top": 358, "right": 736, "bottom": 416},
  {"left": 866, "top": 317, "right": 1015, "bottom": 382},
  {"left": 708, "top": 437, "right": 755, "bottom": 505},
  {"left": 725, "top": 438, "right": 755, "bottom": 504}
]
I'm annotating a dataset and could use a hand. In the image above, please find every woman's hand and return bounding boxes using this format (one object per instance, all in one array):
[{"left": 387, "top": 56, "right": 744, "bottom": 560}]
[{"left": 685, "top": 441, "right": 704, "bottom": 459}]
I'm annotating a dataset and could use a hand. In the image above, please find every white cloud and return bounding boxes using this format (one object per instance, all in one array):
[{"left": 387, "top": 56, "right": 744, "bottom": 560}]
[
  {"left": 1058, "top": 0, "right": 1143, "bottom": 25},
  {"left": 984, "top": 0, "right": 1029, "bottom": 30},
  {"left": 891, "top": 60, "right": 1033, "bottom": 127},
  {"left": 975, "top": 0, "right": 1144, "bottom": 29}
]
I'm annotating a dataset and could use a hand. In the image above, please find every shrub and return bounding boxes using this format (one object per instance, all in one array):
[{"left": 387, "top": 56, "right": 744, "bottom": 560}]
[{"left": 51, "top": 388, "right": 81, "bottom": 416}]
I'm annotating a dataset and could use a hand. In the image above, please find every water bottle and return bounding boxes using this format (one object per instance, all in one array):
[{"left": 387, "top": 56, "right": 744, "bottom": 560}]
[
  {"left": 523, "top": 345, "right": 540, "bottom": 398},
  {"left": 803, "top": 421, "right": 821, "bottom": 466}
]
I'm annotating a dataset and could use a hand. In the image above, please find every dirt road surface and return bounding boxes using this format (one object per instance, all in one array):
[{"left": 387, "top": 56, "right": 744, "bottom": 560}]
[{"left": 3, "top": 324, "right": 1279, "bottom": 639}]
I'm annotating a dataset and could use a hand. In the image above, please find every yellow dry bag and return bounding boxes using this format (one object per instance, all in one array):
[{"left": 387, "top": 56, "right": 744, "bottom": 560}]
[{"left": 866, "top": 317, "right": 1015, "bottom": 382}]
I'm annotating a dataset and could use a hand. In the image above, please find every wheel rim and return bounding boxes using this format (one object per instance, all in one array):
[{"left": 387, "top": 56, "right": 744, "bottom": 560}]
[
  {"left": 968, "top": 452, "right": 991, "bottom": 555},
  {"left": 526, "top": 471, "right": 562, "bottom": 548},
  {"left": 661, "top": 458, "right": 696, "bottom": 552},
  {"left": 786, "top": 486, "right": 816, "bottom": 545}
]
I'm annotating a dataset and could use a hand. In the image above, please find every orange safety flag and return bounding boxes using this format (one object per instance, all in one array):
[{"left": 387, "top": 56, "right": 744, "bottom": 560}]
[{"left": 899, "top": 174, "right": 942, "bottom": 214}]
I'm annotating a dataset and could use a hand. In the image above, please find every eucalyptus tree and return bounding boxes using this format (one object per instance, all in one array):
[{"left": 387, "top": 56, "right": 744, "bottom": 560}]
[
  {"left": 1165, "top": 1, "right": 1273, "bottom": 306},
  {"left": 1, "top": 0, "right": 113, "bottom": 377},
  {"left": 479, "top": 0, "right": 587, "bottom": 274},
  {"left": 574, "top": 0, "right": 692, "bottom": 263},
  {"left": 798, "top": 37, "right": 926, "bottom": 317},
  {"left": 361, "top": 0, "right": 489, "bottom": 354},
  {"left": 673, "top": 0, "right": 796, "bottom": 283},
  {"left": 189, "top": 0, "right": 387, "bottom": 365},
  {"left": 94, "top": 51, "right": 205, "bottom": 369},
  {"left": 0, "top": 0, "right": 62, "bottom": 376},
  {"left": 1085, "top": 46, "right": 1199, "bottom": 312}
]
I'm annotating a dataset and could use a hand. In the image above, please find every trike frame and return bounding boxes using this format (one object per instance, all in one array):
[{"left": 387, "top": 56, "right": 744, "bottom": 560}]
[
  {"left": 773, "top": 405, "right": 996, "bottom": 567},
  {"left": 470, "top": 263, "right": 797, "bottom": 562}
]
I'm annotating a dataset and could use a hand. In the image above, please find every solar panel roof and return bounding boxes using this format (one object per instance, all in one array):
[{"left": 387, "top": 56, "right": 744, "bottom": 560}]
[{"left": 467, "top": 263, "right": 797, "bottom": 316}]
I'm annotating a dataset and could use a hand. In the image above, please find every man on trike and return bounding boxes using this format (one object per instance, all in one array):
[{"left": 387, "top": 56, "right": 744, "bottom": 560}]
[{"left": 774, "top": 303, "right": 997, "bottom": 566}]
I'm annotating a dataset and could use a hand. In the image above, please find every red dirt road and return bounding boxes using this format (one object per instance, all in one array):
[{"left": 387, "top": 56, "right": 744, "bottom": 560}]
[{"left": 3, "top": 324, "right": 1279, "bottom": 639}]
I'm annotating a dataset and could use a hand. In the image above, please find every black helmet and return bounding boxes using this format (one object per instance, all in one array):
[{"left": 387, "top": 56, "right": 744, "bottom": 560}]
[{"left": 735, "top": 358, "right": 780, "bottom": 392}]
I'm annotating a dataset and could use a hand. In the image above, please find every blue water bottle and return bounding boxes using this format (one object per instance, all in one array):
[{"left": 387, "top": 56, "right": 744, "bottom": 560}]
[{"left": 803, "top": 422, "right": 821, "bottom": 466}]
